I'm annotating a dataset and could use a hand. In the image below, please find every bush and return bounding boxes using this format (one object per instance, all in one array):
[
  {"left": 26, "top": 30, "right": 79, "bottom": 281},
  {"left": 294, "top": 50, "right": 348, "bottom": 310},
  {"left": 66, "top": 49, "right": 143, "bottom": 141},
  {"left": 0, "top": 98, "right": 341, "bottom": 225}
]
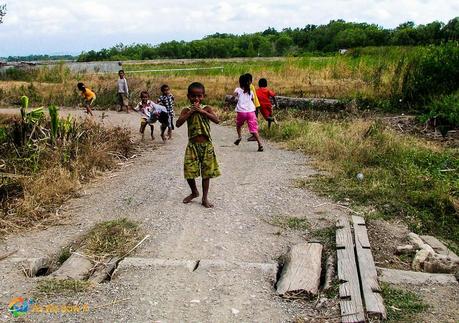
[
  {"left": 423, "top": 92, "right": 459, "bottom": 128},
  {"left": 398, "top": 43, "right": 459, "bottom": 106}
]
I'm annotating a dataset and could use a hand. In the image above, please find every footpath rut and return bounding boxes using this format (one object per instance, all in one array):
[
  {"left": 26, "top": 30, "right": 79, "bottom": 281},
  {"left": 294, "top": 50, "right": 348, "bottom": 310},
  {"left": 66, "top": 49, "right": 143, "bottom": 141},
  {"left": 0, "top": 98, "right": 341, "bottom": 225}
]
[{"left": 0, "top": 109, "right": 346, "bottom": 322}]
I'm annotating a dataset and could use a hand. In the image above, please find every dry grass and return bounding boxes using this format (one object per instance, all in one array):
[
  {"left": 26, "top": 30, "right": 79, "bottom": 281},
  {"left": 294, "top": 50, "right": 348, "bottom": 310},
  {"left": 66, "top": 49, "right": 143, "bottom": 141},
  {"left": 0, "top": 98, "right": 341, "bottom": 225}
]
[
  {"left": 0, "top": 118, "right": 133, "bottom": 236},
  {"left": 82, "top": 218, "right": 140, "bottom": 258},
  {"left": 260, "top": 116, "right": 459, "bottom": 245},
  {"left": 0, "top": 56, "right": 396, "bottom": 109}
]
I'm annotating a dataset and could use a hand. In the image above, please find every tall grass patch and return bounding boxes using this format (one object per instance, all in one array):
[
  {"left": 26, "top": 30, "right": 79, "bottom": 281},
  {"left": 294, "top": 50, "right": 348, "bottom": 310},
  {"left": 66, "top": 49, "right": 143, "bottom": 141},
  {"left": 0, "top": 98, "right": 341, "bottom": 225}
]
[
  {"left": 261, "top": 118, "right": 459, "bottom": 244},
  {"left": 0, "top": 110, "right": 133, "bottom": 235}
]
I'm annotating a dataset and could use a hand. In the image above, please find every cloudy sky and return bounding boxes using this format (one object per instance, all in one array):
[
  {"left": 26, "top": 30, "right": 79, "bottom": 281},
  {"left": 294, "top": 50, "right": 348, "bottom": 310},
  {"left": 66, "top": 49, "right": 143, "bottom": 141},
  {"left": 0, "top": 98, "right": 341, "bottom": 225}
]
[{"left": 0, "top": 0, "right": 457, "bottom": 56}]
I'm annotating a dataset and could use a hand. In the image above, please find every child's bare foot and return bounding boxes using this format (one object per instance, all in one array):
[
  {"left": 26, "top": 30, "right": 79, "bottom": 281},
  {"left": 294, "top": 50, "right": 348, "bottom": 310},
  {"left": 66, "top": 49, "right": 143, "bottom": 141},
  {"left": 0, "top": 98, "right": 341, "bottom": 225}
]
[
  {"left": 234, "top": 138, "right": 242, "bottom": 145},
  {"left": 151, "top": 135, "right": 155, "bottom": 140},
  {"left": 183, "top": 192, "right": 199, "bottom": 204},
  {"left": 202, "top": 199, "right": 214, "bottom": 208},
  {"left": 161, "top": 135, "right": 167, "bottom": 142}
]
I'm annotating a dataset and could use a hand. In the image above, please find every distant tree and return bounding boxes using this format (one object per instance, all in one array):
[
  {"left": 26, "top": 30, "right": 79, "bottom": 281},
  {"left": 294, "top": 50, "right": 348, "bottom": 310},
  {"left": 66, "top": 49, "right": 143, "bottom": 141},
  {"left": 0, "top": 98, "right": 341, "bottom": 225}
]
[
  {"left": 443, "top": 17, "right": 459, "bottom": 41},
  {"left": 0, "top": 4, "right": 6, "bottom": 24}
]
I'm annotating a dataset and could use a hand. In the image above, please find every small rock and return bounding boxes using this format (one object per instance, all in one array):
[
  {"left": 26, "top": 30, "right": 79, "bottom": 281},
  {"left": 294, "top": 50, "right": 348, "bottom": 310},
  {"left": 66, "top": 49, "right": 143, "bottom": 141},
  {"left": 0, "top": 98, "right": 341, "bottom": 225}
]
[
  {"left": 190, "top": 299, "right": 200, "bottom": 303},
  {"left": 231, "top": 308, "right": 240, "bottom": 315}
]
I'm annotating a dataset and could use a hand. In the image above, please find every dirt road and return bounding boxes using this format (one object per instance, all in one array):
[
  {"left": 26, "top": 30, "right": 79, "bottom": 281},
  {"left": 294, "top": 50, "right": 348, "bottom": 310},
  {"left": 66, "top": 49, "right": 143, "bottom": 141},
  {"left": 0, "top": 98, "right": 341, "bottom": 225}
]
[{"left": 0, "top": 109, "right": 346, "bottom": 321}]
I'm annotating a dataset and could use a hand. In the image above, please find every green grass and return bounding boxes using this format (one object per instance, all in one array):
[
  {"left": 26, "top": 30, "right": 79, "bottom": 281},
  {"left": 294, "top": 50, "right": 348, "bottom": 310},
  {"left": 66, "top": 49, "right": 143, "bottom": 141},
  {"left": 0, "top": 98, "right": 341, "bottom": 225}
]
[
  {"left": 261, "top": 117, "right": 459, "bottom": 245},
  {"left": 57, "top": 247, "right": 72, "bottom": 265},
  {"left": 381, "top": 283, "right": 428, "bottom": 322},
  {"left": 36, "top": 279, "right": 91, "bottom": 295},
  {"left": 82, "top": 218, "right": 140, "bottom": 257},
  {"left": 270, "top": 215, "right": 310, "bottom": 231}
]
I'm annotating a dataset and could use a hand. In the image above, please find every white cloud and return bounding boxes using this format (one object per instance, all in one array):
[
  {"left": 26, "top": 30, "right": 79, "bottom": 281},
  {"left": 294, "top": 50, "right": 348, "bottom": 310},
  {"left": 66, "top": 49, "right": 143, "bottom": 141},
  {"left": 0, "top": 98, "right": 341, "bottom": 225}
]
[{"left": 0, "top": 0, "right": 457, "bottom": 56}]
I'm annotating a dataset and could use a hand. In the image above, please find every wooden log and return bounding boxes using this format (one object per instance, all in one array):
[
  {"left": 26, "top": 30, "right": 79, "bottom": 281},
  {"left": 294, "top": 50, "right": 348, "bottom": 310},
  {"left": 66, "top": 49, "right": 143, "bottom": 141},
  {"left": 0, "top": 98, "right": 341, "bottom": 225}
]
[
  {"left": 336, "top": 217, "right": 365, "bottom": 323},
  {"left": 224, "top": 95, "right": 347, "bottom": 111},
  {"left": 276, "top": 242, "right": 323, "bottom": 297},
  {"left": 88, "top": 257, "right": 120, "bottom": 283},
  {"left": 323, "top": 253, "right": 336, "bottom": 291},
  {"left": 352, "top": 216, "right": 386, "bottom": 320}
]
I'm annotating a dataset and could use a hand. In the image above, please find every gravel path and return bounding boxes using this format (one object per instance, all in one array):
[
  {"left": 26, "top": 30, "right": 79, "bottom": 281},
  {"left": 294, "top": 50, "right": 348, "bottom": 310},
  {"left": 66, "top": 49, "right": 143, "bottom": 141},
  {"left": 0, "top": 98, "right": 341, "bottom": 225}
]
[{"left": 0, "top": 109, "right": 347, "bottom": 322}]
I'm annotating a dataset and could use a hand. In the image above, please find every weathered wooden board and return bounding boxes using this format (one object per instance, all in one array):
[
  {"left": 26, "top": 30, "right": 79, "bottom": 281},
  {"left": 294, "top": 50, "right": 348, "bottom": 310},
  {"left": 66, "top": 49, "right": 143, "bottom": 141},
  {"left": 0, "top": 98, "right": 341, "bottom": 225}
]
[
  {"left": 352, "top": 216, "right": 386, "bottom": 320},
  {"left": 336, "top": 217, "right": 365, "bottom": 323},
  {"left": 276, "top": 243, "right": 323, "bottom": 296}
]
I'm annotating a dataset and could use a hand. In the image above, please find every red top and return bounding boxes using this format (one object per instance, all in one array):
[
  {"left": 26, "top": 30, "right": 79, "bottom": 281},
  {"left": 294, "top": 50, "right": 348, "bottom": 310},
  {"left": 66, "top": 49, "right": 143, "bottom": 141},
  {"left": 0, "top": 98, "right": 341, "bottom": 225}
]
[{"left": 256, "top": 87, "right": 276, "bottom": 108}]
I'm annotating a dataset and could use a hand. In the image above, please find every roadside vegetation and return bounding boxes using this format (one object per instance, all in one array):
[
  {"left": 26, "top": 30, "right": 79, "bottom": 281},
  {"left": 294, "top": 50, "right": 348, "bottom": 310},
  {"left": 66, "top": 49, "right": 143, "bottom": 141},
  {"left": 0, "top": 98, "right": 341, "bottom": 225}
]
[
  {"left": 0, "top": 97, "right": 132, "bottom": 235},
  {"left": 0, "top": 42, "right": 458, "bottom": 248}
]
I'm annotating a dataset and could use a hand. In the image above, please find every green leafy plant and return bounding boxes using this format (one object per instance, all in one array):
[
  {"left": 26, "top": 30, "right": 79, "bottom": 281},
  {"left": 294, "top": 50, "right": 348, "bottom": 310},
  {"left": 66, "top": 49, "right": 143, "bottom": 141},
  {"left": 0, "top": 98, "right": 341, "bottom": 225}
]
[{"left": 48, "top": 105, "right": 59, "bottom": 143}]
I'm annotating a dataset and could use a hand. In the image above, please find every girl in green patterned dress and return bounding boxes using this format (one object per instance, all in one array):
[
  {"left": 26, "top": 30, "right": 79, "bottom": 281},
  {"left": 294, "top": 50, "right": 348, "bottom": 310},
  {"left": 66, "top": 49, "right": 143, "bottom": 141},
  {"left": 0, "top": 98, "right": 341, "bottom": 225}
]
[{"left": 176, "top": 82, "right": 220, "bottom": 208}]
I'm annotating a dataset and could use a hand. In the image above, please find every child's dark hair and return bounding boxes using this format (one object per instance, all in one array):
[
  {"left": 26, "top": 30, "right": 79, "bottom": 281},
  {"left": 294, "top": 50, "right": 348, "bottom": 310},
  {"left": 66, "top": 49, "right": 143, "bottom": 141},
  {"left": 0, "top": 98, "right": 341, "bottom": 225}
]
[
  {"left": 258, "top": 78, "right": 268, "bottom": 87},
  {"left": 239, "top": 74, "right": 251, "bottom": 94},
  {"left": 245, "top": 73, "right": 253, "bottom": 82},
  {"left": 140, "top": 91, "right": 149, "bottom": 97},
  {"left": 160, "top": 84, "right": 169, "bottom": 92},
  {"left": 187, "top": 82, "right": 205, "bottom": 94},
  {"left": 118, "top": 70, "right": 124, "bottom": 74},
  {"left": 77, "top": 82, "right": 85, "bottom": 90}
]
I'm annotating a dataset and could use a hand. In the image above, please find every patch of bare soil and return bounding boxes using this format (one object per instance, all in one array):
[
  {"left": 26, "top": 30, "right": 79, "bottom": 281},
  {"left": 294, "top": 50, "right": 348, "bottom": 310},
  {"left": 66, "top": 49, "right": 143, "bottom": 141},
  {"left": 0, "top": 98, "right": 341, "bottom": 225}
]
[
  {"left": 367, "top": 219, "right": 412, "bottom": 270},
  {"left": 383, "top": 115, "right": 459, "bottom": 148}
]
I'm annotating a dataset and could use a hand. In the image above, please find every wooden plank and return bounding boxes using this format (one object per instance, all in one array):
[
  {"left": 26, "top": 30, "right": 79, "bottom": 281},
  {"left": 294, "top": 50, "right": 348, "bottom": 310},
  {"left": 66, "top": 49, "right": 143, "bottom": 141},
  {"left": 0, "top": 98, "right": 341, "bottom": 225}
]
[
  {"left": 352, "top": 216, "right": 387, "bottom": 320},
  {"left": 276, "top": 243, "right": 323, "bottom": 296},
  {"left": 336, "top": 217, "right": 365, "bottom": 323}
]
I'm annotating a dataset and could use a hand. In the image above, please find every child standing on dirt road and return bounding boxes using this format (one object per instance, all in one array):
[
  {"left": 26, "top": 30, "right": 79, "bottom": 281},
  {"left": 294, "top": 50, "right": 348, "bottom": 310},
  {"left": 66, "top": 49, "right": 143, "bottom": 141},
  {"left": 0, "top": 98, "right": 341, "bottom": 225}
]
[
  {"left": 117, "top": 70, "right": 129, "bottom": 113},
  {"left": 256, "top": 78, "right": 278, "bottom": 129},
  {"left": 77, "top": 82, "right": 95, "bottom": 116},
  {"left": 233, "top": 74, "right": 263, "bottom": 152},
  {"left": 176, "top": 82, "right": 220, "bottom": 208},
  {"left": 133, "top": 91, "right": 155, "bottom": 141},
  {"left": 157, "top": 84, "right": 175, "bottom": 139}
]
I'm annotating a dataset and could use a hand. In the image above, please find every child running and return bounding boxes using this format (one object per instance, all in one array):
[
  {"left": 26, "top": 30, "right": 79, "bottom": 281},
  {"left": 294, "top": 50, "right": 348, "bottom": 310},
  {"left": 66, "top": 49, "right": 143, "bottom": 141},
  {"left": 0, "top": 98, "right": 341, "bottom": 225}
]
[
  {"left": 77, "top": 82, "right": 95, "bottom": 116},
  {"left": 149, "top": 101, "right": 170, "bottom": 142},
  {"left": 245, "top": 73, "right": 260, "bottom": 142},
  {"left": 176, "top": 82, "right": 220, "bottom": 208},
  {"left": 133, "top": 91, "right": 155, "bottom": 140},
  {"left": 117, "top": 70, "right": 129, "bottom": 113},
  {"left": 256, "top": 78, "right": 278, "bottom": 129},
  {"left": 233, "top": 74, "right": 263, "bottom": 152},
  {"left": 157, "top": 84, "right": 175, "bottom": 139}
]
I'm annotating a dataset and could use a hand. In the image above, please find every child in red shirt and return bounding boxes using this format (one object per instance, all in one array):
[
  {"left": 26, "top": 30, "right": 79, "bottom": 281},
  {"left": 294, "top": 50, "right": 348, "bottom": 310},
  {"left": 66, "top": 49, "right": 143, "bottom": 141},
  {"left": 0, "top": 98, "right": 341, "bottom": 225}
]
[{"left": 255, "top": 78, "right": 278, "bottom": 129}]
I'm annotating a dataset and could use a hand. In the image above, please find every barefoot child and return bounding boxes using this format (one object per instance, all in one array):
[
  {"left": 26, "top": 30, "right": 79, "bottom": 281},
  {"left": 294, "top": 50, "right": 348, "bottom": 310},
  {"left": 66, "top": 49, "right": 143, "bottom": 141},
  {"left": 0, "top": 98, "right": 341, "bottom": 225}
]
[
  {"left": 117, "top": 70, "right": 129, "bottom": 113},
  {"left": 157, "top": 84, "right": 175, "bottom": 139},
  {"left": 77, "top": 82, "right": 95, "bottom": 116},
  {"left": 176, "top": 82, "right": 220, "bottom": 208},
  {"left": 149, "top": 102, "right": 170, "bottom": 142},
  {"left": 233, "top": 74, "right": 263, "bottom": 152},
  {"left": 256, "top": 78, "right": 278, "bottom": 129},
  {"left": 133, "top": 91, "right": 155, "bottom": 140}
]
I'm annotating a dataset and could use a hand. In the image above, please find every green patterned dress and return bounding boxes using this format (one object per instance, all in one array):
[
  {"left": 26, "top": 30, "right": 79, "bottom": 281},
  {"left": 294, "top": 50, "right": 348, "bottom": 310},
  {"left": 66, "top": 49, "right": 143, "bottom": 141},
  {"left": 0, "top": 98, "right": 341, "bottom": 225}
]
[{"left": 184, "top": 106, "right": 221, "bottom": 179}]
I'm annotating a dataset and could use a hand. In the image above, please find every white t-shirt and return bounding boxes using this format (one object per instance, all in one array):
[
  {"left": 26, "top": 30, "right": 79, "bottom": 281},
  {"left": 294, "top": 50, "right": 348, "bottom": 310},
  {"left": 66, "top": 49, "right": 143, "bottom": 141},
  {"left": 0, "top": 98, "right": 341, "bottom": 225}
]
[{"left": 234, "top": 87, "right": 255, "bottom": 113}]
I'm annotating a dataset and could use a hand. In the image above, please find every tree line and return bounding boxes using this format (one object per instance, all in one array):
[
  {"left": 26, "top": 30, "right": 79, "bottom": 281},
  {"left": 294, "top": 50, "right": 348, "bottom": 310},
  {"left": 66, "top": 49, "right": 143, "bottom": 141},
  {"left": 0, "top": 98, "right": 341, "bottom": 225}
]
[{"left": 77, "top": 18, "right": 459, "bottom": 61}]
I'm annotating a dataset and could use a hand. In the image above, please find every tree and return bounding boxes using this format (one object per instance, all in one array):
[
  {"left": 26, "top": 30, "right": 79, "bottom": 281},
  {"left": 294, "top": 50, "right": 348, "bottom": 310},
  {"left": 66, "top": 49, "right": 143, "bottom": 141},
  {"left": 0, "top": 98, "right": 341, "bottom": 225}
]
[{"left": 0, "top": 4, "right": 6, "bottom": 24}]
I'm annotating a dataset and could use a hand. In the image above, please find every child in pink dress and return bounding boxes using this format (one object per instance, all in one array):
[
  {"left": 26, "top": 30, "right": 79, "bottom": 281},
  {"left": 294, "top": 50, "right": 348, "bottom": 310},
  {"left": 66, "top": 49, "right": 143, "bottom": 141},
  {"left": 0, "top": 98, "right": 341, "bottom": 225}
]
[{"left": 232, "top": 74, "right": 263, "bottom": 152}]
